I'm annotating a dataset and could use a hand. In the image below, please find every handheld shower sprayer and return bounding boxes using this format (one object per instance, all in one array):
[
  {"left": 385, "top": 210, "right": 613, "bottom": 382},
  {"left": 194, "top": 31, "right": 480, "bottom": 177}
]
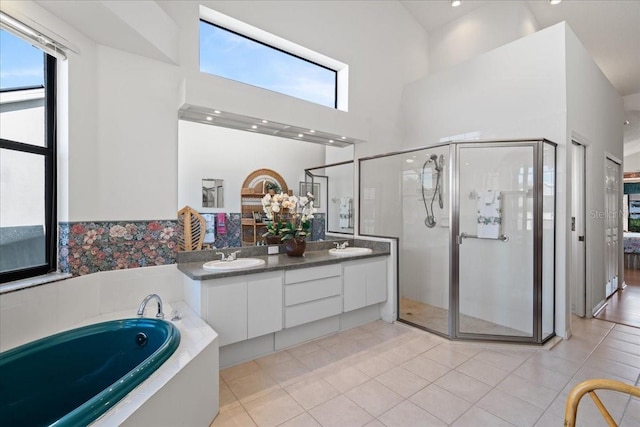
[{"left": 421, "top": 154, "right": 444, "bottom": 228}]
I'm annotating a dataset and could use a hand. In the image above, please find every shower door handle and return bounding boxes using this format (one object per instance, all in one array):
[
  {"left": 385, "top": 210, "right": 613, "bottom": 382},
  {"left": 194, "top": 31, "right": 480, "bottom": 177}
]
[{"left": 458, "top": 232, "right": 509, "bottom": 244}]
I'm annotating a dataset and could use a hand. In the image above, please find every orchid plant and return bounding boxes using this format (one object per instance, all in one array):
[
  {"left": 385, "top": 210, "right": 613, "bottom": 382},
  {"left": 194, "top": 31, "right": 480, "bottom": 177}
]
[{"left": 261, "top": 192, "right": 317, "bottom": 241}]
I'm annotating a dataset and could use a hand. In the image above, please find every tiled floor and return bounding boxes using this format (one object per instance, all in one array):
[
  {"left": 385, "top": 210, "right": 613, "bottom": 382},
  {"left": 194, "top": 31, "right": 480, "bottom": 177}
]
[
  {"left": 596, "top": 269, "right": 640, "bottom": 329},
  {"left": 212, "top": 318, "right": 640, "bottom": 427}
]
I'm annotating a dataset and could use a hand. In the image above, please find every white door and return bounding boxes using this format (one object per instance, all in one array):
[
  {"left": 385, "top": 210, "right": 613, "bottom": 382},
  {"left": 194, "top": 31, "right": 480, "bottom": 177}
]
[
  {"left": 571, "top": 142, "right": 586, "bottom": 317},
  {"left": 605, "top": 157, "right": 620, "bottom": 298}
]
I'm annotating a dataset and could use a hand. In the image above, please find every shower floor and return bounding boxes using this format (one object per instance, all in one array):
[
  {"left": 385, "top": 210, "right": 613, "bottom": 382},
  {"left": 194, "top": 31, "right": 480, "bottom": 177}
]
[{"left": 399, "top": 298, "right": 531, "bottom": 337}]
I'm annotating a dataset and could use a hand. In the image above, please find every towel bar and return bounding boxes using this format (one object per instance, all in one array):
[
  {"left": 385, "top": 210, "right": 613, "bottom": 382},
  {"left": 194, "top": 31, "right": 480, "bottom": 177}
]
[{"left": 458, "top": 232, "right": 509, "bottom": 243}]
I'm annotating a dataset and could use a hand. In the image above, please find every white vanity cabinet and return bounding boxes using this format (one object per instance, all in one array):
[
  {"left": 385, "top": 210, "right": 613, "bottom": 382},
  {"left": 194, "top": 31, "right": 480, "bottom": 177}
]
[
  {"left": 284, "top": 264, "right": 342, "bottom": 328},
  {"left": 343, "top": 257, "right": 388, "bottom": 312},
  {"left": 203, "top": 271, "right": 283, "bottom": 346}
]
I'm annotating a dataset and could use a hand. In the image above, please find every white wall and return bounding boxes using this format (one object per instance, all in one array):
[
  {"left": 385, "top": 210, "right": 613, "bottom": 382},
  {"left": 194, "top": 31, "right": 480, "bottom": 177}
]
[
  {"left": 565, "top": 26, "right": 625, "bottom": 317},
  {"left": 178, "top": 120, "right": 325, "bottom": 213},
  {"left": 625, "top": 151, "right": 640, "bottom": 172},
  {"left": 428, "top": 1, "right": 538, "bottom": 74}
]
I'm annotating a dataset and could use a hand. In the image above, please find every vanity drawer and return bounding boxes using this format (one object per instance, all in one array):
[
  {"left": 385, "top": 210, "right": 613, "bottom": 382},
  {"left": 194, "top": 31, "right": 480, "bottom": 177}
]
[
  {"left": 285, "top": 276, "right": 342, "bottom": 306},
  {"left": 284, "top": 296, "right": 342, "bottom": 328},
  {"left": 284, "top": 264, "right": 341, "bottom": 284}
]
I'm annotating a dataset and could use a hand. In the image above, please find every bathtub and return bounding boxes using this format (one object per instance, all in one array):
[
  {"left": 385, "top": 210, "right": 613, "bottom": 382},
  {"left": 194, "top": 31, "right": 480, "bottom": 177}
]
[{"left": 0, "top": 318, "right": 180, "bottom": 427}]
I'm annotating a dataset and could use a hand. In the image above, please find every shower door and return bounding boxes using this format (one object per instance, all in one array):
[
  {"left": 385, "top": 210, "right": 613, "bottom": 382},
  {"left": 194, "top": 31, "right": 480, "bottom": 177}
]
[{"left": 453, "top": 143, "right": 537, "bottom": 340}]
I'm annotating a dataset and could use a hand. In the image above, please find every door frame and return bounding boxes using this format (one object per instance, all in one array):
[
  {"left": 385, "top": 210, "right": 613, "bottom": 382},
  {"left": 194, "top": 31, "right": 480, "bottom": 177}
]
[
  {"left": 604, "top": 153, "right": 622, "bottom": 299},
  {"left": 451, "top": 140, "right": 544, "bottom": 343},
  {"left": 571, "top": 141, "right": 587, "bottom": 317}
]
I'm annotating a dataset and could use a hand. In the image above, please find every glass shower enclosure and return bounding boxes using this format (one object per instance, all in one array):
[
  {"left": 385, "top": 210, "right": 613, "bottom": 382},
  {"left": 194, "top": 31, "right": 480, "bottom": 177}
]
[{"left": 359, "top": 139, "right": 556, "bottom": 343}]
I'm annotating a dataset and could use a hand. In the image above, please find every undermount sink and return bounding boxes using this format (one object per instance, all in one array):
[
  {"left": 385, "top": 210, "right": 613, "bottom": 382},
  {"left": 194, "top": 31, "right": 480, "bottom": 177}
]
[
  {"left": 203, "top": 258, "right": 266, "bottom": 271},
  {"left": 328, "top": 247, "right": 373, "bottom": 257}
]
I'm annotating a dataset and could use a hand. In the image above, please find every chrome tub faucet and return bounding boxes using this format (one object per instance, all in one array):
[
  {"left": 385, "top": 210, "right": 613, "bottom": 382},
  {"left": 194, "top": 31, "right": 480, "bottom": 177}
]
[{"left": 137, "top": 294, "right": 164, "bottom": 319}]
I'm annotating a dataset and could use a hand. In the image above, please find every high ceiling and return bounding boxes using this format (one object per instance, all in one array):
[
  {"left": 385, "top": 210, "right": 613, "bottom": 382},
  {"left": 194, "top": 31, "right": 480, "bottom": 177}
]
[{"left": 401, "top": 0, "right": 640, "bottom": 97}]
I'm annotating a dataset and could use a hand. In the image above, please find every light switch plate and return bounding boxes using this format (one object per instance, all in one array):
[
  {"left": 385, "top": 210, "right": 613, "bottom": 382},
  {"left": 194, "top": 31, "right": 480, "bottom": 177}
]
[{"left": 268, "top": 245, "right": 279, "bottom": 255}]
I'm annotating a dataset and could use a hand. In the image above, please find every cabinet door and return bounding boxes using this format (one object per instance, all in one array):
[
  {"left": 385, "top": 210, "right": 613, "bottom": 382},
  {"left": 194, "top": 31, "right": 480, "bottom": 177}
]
[
  {"left": 205, "top": 281, "right": 248, "bottom": 346},
  {"left": 366, "top": 258, "right": 387, "bottom": 305},
  {"left": 343, "top": 262, "right": 367, "bottom": 312},
  {"left": 248, "top": 273, "right": 283, "bottom": 339}
]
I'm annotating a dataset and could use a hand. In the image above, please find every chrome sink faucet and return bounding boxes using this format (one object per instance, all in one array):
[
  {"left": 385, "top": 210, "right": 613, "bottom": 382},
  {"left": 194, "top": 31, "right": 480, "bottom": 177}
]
[
  {"left": 137, "top": 294, "right": 164, "bottom": 319},
  {"left": 334, "top": 241, "right": 349, "bottom": 250},
  {"left": 216, "top": 250, "right": 241, "bottom": 261}
]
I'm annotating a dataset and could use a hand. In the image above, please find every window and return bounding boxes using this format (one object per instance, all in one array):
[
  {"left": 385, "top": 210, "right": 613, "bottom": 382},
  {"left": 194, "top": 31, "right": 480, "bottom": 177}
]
[
  {"left": 0, "top": 28, "right": 57, "bottom": 283},
  {"left": 199, "top": 16, "right": 341, "bottom": 109}
]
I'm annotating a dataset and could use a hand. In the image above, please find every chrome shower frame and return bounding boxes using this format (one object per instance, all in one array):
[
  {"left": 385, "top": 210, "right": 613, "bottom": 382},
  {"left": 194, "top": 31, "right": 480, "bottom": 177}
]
[{"left": 358, "top": 139, "right": 557, "bottom": 345}]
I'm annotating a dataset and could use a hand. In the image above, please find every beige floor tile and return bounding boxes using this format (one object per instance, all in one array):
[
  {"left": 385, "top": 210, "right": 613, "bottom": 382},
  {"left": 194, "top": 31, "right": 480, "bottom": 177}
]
[
  {"left": 255, "top": 350, "right": 295, "bottom": 369},
  {"left": 261, "top": 358, "right": 311, "bottom": 386},
  {"left": 278, "top": 412, "right": 321, "bottom": 427},
  {"left": 219, "top": 378, "right": 240, "bottom": 413},
  {"left": 477, "top": 389, "right": 545, "bottom": 427},
  {"left": 423, "top": 344, "right": 472, "bottom": 368},
  {"left": 403, "top": 335, "right": 443, "bottom": 354},
  {"left": 377, "top": 343, "right": 421, "bottom": 364},
  {"left": 455, "top": 358, "right": 510, "bottom": 387},
  {"left": 352, "top": 353, "right": 397, "bottom": 377},
  {"left": 496, "top": 374, "right": 559, "bottom": 410},
  {"left": 608, "top": 330, "right": 640, "bottom": 346},
  {"left": 616, "top": 324, "right": 640, "bottom": 336},
  {"left": 600, "top": 337, "right": 640, "bottom": 355},
  {"left": 621, "top": 418, "right": 640, "bottom": 427},
  {"left": 378, "top": 400, "right": 447, "bottom": 427},
  {"left": 323, "top": 339, "right": 370, "bottom": 359},
  {"left": 308, "top": 395, "right": 373, "bottom": 427},
  {"left": 583, "top": 355, "right": 640, "bottom": 382},
  {"left": 450, "top": 406, "right": 515, "bottom": 427},
  {"left": 592, "top": 346, "right": 640, "bottom": 369},
  {"left": 314, "top": 333, "right": 349, "bottom": 349},
  {"left": 375, "top": 366, "right": 430, "bottom": 398},
  {"left": 345, "top": 379, "right": 404, "bottom": 417},
  {"left": 210, "top": 405, "right": 257, "bottom": 427},
  {"left": 526, "top": 352, "right": 582, "bottom": 376},
  {"left": 512, "top": 361, "right": 573, "bottom": 391},
  {"left": 473, "top": 349, "right": 528, "bottom": 372},
  {"left": 284, "top": 376, "right": 340, "bottom": 410},
  {"left": 221, "top": 360, "right": 263, "bottom": 383},
  {"left": 409, "top": 383, "right": 472, "bottom": 424},
  {"left": 626, "top": 397, "right": 640, "bottom": 422},
  {"left": 534, "top": 410, "right": 565, "bottom": 427},
  {"left": 434, "top": 370, "right": 492, "bottom": 403},
  {"left": 363, "top": 420, "right": 386, "bottom": 427},
  {"left": 322, "top": 365, "right": 370, "bottom": 393},
  {"left": 296, "top": 348, "right": 340, "bottom": 371},
  {"left": 226, "top": 370, "right": 280, "bottom": 403},
  {"left": 401, "top": 354, "right": 451, "bottom": 382},
  {"left": 243, "top": 389, "right": 305, "bottom": 427},
  {"left": 286, "top": 341, "right": 324, "bottom": 359}
]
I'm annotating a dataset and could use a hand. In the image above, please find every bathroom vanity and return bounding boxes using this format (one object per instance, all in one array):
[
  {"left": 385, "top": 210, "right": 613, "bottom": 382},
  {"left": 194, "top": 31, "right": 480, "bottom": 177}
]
[{"left": 177, "top": 242, "right": 390, "bottom": 367}]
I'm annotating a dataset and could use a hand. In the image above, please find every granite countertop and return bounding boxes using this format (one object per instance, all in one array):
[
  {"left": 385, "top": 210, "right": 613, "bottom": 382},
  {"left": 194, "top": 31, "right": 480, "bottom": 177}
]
[{"left": 178, "top": 245, "right": 390, "bottom": 281}]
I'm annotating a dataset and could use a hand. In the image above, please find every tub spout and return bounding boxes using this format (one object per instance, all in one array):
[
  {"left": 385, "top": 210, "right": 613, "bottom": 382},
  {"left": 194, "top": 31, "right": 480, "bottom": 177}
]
[{"left": 137, "top": 294, "right": 164, "bottom": 319}]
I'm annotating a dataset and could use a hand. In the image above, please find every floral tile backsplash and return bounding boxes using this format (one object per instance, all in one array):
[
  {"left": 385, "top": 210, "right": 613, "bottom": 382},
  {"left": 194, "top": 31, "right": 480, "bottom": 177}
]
[
  {"left": 59, "top": 213, "right": 323, "bottom": 276},
  {"left": 59, "top": 214, "right": 241, "bottom": 276}
]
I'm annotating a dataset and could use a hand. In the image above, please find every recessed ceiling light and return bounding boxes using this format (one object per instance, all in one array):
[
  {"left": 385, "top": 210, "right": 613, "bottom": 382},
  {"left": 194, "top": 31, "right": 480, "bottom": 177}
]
[
  {"left": 341, "top": 136, "right": 347, "bottom": 140},
  {"left": 214, "top": 110, "right": 221, "bottom": 114},
  {"left": 310, "top": 130, "right": 315, "bottom": 133},
  {"left": 406, "top": 159, "right": 414, "bottom": 163},
  {"left": 624, "top": 120, "right": 631, "bottom": 125},
  {"left": 451, "top": 0, "right": 462, "bottom": 7},
  {"left": 548, "top": 0, "right": 561, "bottom": 4},
  {"left": 329, "top": 140, "right": 334, "bottom": 143},
  {"left": 251, "top": 125, "right": 258, "bottom": 129},
  {"left": 206, "top": 116, "right": 212, "bottom": 121},
  {"left": 262, "top": 120, "right": 268, "bottom": 124},
  {"left": 298, "top": 134, "right": 304, "bottom": 138}
]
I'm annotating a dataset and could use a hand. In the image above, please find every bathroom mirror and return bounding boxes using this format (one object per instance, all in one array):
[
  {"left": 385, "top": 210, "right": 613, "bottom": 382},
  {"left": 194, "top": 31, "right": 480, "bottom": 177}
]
[
  {"left": 202, "top": 179, "right": 224, "bottom": 208},
  {"left": 178, "top": 119, "right": 355, "bottom": 247}
]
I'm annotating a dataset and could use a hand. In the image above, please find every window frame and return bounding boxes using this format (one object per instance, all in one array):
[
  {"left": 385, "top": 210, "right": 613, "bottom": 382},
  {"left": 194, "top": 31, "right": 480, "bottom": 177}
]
[{"left": 0, "top": 53, "right": 57, "bottom": 283}]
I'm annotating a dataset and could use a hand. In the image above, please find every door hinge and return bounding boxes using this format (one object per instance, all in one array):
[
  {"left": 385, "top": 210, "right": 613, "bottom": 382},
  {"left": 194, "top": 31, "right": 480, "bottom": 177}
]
[{"left": 578, "top": 235, "right": 585, "bottom": 242}]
